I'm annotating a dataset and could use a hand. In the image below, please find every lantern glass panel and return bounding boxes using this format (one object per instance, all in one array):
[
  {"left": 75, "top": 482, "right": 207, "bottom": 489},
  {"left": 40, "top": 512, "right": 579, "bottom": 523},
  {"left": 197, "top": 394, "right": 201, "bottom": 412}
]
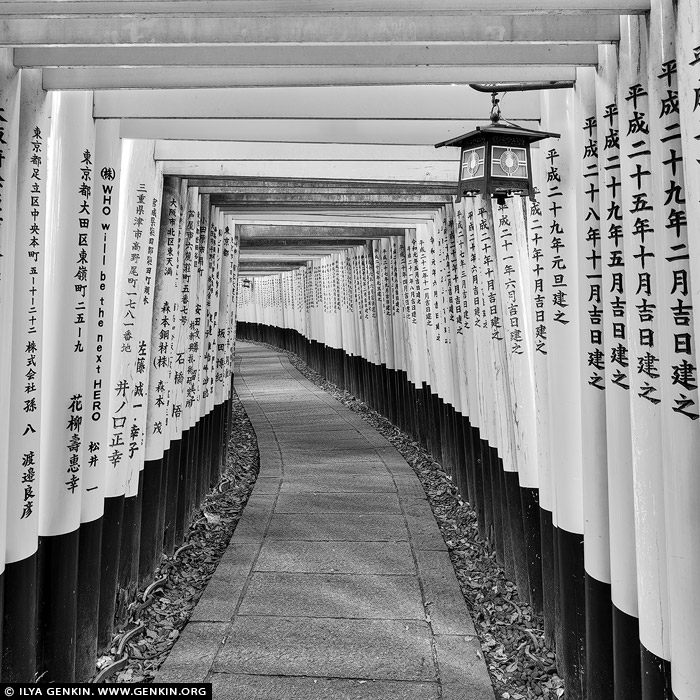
[
  {"left": 490, "top": 145, "right": 528, "bottom": 179},
  {"left": 461, "top": 146, "right": 485, "bottom": 180}
]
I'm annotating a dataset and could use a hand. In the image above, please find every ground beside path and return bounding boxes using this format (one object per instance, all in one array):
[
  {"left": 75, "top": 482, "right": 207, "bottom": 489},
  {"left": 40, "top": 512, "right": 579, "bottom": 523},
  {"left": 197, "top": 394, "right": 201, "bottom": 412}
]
[{"left": 157, "top": 342, "right": 495, "bottom": 699}]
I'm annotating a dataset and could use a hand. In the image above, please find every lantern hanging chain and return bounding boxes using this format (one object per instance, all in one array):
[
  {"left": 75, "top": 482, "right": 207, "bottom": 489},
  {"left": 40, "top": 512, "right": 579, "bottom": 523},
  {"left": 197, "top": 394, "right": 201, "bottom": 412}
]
[
  {"left": 489, "top": 91, "right": 523, "bottom": 130},
  {"left": 490, "top": 92, "right": 502, "bottom": 123}
]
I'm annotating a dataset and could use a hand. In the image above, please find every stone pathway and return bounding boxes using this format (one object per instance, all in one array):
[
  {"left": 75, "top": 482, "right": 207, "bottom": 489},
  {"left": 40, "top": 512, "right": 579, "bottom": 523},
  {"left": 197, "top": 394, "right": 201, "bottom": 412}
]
[{"left": 157, "top": 342, "right": 495, "bottom": 700}]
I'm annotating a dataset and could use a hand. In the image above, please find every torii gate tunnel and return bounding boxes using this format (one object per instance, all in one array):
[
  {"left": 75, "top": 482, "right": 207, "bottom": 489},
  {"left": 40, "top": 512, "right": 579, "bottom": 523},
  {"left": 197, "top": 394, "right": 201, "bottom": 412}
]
[{"left": 1, "top": 2, "right": 700, "bottom": 700}]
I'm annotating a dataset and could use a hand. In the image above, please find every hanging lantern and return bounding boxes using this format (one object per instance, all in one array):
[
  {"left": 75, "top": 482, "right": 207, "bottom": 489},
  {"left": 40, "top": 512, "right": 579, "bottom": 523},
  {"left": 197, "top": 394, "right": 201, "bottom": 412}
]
[
  {"left": 435, "top": 91, "right": 559, "bottom": 205},
  {"left": 242, "top": 278, "right": 253, "bottom": 289}
]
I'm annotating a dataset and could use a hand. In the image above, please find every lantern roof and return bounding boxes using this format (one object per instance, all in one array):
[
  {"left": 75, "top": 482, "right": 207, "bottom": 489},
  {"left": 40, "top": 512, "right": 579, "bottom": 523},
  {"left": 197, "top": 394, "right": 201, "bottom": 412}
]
[{"left": 434, "top": 121, "right": 559, "bottom": 150}]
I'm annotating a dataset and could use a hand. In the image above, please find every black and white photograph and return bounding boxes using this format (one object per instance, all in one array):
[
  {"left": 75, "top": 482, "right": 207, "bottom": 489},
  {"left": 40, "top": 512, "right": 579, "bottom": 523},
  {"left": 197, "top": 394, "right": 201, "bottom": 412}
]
[{"left": 0, "top": 2, "right": 699, "bottom": 699}]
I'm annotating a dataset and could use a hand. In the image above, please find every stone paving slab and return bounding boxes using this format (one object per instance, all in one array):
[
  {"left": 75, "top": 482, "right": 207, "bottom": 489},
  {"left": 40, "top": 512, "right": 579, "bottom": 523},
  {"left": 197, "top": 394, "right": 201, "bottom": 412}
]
[
  {"left": 264, "top": 513, "right": 408, "bottom": 541},
  {"left": 281, "top": 461, "right": 388, "bottom": 475},
  {"left": 218, "top": 543, "right": 259, "bottom": 569},
  {"left": 157, "top": 622, "right": 228, "bottom": 682},
  {"left": 415, "top": 550, "right": 477, "bottom": 636},
  {"left": 275, "top": 431, "right": 370, "bottom": 441},
  {"left": 238, "top": 572, "right": 425, "bottom": 619},
  {"left": 229, "top": 495, "right": 276, "bottom": 543},
  {"left": 254, "top": 540, "right": 416, "bottom": 574},
  {"left": 392, "top": 475, "right": 431, "bottom": 498},
  {"left": 405, "top": 512, "right": 449, "bottom": 551},
  {"left": 210, "top": 675, "right": 440, "bottom": 700},
  {"left": 274, "top": 492, "right": 402, "bottom": 514},
  {"left": 254, "top": 465, "right": 282, "bottom": 478},
  {"left": 189, "top": 567, "right": 250, "bottom": 623},
  {"left": 260, "top": 413, "right": 347, "bottom": 423},
  {"left": 363, "top": 433, "right": 393, "bottom": 448},
  {"left": 272, "top": 425, "right": 363, "bottom": 435},
  {"left": 261, "top": 404, "right": 341, "bottom": 414},
  {"left": 281, "top": 447, "right": 391, "bottom": 462},
  {"left": 215, "top": 617, "right": 435, "bottom": 681},
  {"left": 248, "top": 476, "right": 282, "bottom": 494},
  {"left": 188, "top": 544, "right": 261, "bottom": 623},
  {"left": 279, "top": 473, "right": 396, "bottom": 493},
  {"left": 435, "top": 635, "right": 496, "bottom": 700},
  {"left": 275, "top": 439, "right": 374, "bottom": 451},
  {"left": 158, "top": 344, "right": 494, "bottom": 699}
]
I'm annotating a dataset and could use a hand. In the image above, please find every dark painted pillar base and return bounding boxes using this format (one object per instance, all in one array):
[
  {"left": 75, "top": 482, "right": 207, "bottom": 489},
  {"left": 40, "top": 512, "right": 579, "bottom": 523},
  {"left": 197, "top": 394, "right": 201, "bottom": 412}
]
[
  {"left": 212, "top": 404, "right": 224, "bottom": 485},
  {"left": 439, "top": 399, "right": 449, "bottom": 472},
  {"left": 521, "top": 486, "right": 543, "bottom": 614},
  {"left": 76, "top": 517, "right": 103, "bottom": 681},
  {"left": 499, "top": 462, "right": 516, "bottom": 583},
  {"left": 175, "top": 428, "right": 192, "bottom": 547},
  {"left": 640, "top": 644, "right": 672, "bottom": 700},
  {"left": 186, "top": 419, "right": 199, "bottom": 535},
  {"left": 612, "top": 604, "right": 641, "bottom": 700},
  {"left": 453, "top": 410, "right": 466, "bottom": 499},
  {"left": 2, "top": 554, "right": 37, "bottom": 681},
  {"left": 540, "top": 507, "right": 556, "bottom": 650},
  {"left": 480, "top": 439, "right": 494, "bottom": 545},
  {"left": 0, "top": 569, "right": 2, "bottom": 682},
  {"left": 0, "top": 569, "right": 3, "bottom": 682},
  {"left": 556, "top": 526, "right": 586, "bottom": 700},
  {"left": 451, "top": 407, "right": 461, "bottom": 483},
  {"left": 415, "top": 385, "right": 428, "bottom": 450},
  {"left": 422, "top": 383, "right": 433, "bottom": 454},
  {"left": 206, "top": 409, "right": 216, "bottom": 490},
  {"left": 163, "top": 438, "right": 182, "bottom": 556},
  {"left": 139, "top": 456, "right": 164, "bottom": 587},
  {"left": 460, "top": 417, "right": 473, "bottom": 506},
  {"left": 379, "top": 364, "right": 389, "bottom": 417},
  {"left": 398, "top": 371, "right": 409, "bottom": 433},
  {"left": 116, "top": 491, "right": 140, "bottom": 626},
  {"left": 385, "top": 367, "right": 396, "bottom": 425},
  {"left": 554, "top": 524, "right": 563, "bottom": 660},
  {"left": 97, "top": 495, "right": 124, "bottom": 651},
  {"left": 469, "top": 426, "right": 485, "bottom": 538},
  {"left": 489, "top": 448, "right": 504, "bottom": 565},
  {"left": 37, "top": 529, "right": 80, "bottom": 682},
  {"left": 155, "top": 448, "right": 170, "bottom": 560},
  {"left": 407, "top": 380, "right": 419, "bottom": 440},
  {"left": 194, "top": 415, "right": 205, "bottom": 508},
  {"left": 431, "top": 393, "right": 442, "bottom": 463},
  {"left": 133, "top": 476, "right": 144, "bottom": 580},
  {"left": 503, "top": 470, "right": 530, "bottom": 606},
  {"left": 585, "top": 573, "right": 614, "bottom": 700}
]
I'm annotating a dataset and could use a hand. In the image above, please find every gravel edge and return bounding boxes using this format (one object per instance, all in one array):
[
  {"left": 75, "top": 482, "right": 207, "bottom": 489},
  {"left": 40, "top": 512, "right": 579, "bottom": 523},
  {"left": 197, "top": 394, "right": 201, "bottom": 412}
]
[{"left": 95, "top": 391, "right": 260, "bottom": 683}]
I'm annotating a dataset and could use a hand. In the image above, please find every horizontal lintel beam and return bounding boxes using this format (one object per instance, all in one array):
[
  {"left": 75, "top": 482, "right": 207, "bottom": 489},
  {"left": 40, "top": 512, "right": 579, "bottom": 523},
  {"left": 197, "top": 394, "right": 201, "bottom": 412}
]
[
  {"left": 240, "top": 250, "right": 350, "bottom": 257},
  {"left": 156, "top": 141, "right": 457, "bottom": 162},
  {"left": 239, "top": 262, "right": 306, "bottom": 270},
  {"left": 210, "top": 192, "right": 452, "bottom": 205},
  {"left": 0, "top": 2, "right": 651, "bottom": 18},
  {"left": 99, "top": 86, "right": 541, "bottom": 120},
  {"left": 201, "top": 180, "right": 455, "bottom": 195},
  {"left": 162, "top": 159, "right": 460, "bottom": 181},
  {"left": 44, "top": 64, "right": 580, "bottom": 90},
  {"left": 0, "top": 14, "right": 621, "bottom": 46},
  {"left": 226, "top": 210, "right": 437, "bottom": 222},
  {"left": 241, "top": 238, "right": 379, "bottom": 248},
  {"left": 18, "top": 43, "right": 597, "bottom": 68},
  {"left": 239, "top": 262, "right": 307, "bottom": 267},
  {"left": 237, "top": 225, "right": 404, "bottom": 239},
  {"left": 190, "top": 176, "right": 453, "bottom": 192}
]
